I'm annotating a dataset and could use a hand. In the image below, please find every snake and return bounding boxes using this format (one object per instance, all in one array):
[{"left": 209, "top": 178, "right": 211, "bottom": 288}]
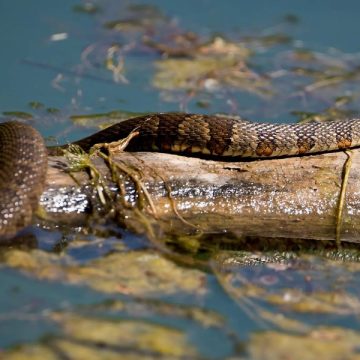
[{"left": 1, "top": 112, "right": 359, "bottom": 238}]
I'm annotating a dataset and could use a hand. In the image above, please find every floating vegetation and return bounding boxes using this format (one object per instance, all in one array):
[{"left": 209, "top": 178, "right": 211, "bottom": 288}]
[
  {"left": 73, "top": 2, "right": 101, "bottom": 15},
  {"left": 2, "top": 111, "right": 33, "bottom": 119},
  {"left": 46, "top": 107, "right": 60, "bottom": 114},
  {"left": 3, "top": 313, "right": 199, "bottom": 359},
  {"left": 28, "top": 101, "right": 45, "bottom": 110},
  {"left": 1, "top": 248, "right": 206, "bottom": 296},
  {"left": 70, "top": 110, "right": 144, "bottom": 129},
  {"left": 97, "top": 1, "right": 360, "bottom": 113},
  {"left": 211, "top": 243, "right": 360, "bottom": 332},
  {"left": 150, "top": 35, "right": 274, "bottom": 99},
  {"left": 242, "top": 33, "right": 292, "bottom": 47},
  {"left": 1, "top": 293, "right": 235, "bottom": 359},
  {"left": 153, "top": 53, "right": 271, "bottom": 96},
  {"left": 292, "top": 96, "right": 357, "bottom": 123},
  {"left": 283, "top": 13, "right": 301, "bottom": 25},
  {"left": 104, "top": 4, "right": 166, "bottom": 31},
  {"left": 247, "top": 327, "right": 360, "bottom": 360}
]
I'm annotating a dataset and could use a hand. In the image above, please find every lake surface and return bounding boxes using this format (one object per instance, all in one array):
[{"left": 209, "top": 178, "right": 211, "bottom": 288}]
[{"left": 1, "top": 1, "right": 360, "bottom": 358}]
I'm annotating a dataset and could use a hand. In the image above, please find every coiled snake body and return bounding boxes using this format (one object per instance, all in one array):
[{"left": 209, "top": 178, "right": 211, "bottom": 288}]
[{"left": 1, "top": 113, "right": 359, "bottom": 237}]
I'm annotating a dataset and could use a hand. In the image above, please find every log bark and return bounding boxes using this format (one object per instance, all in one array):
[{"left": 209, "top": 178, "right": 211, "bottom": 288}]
[{"left": 39, "top": 150, "right": 360, "bottom": 242}]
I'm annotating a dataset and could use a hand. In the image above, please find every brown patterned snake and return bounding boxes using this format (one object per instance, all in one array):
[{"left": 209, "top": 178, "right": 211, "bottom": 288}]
[{"left": 0, "top": 113, "right": 358, "bottom": 238}]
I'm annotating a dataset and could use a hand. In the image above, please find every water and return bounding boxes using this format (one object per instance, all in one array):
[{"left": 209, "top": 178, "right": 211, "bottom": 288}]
[
  {"left": 2, "top": 0, "right": 360, "bottom": 134},
  {"left": 1, "top": 1, "right": 360, "bottom": 358}
]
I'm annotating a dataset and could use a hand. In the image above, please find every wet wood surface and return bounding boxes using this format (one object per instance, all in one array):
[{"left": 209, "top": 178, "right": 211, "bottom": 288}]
[{"left": 40, "top": 149, "right": 360, "bottom": 242}]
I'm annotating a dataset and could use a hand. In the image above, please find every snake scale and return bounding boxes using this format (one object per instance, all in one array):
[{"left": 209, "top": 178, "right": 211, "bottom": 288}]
[{"left": 1, "top": 112, "right": 359, "bottom": 238}]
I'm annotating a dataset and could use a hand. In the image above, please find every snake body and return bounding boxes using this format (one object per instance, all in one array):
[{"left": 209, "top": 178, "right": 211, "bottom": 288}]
[
  {"left": 0, "top": 122, "right": 47, "bottom": 238},
  {"left": 70, "top": 113, "right": 359, "bottom": 157},
  {"left": 1, "top": 113, "right": 360, "bottom": 237}
]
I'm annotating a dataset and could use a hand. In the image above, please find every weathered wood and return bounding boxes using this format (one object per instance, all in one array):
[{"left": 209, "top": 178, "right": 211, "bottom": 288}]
[{"left": 39, "top": 150, "right": 360, "bottom": 242}]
